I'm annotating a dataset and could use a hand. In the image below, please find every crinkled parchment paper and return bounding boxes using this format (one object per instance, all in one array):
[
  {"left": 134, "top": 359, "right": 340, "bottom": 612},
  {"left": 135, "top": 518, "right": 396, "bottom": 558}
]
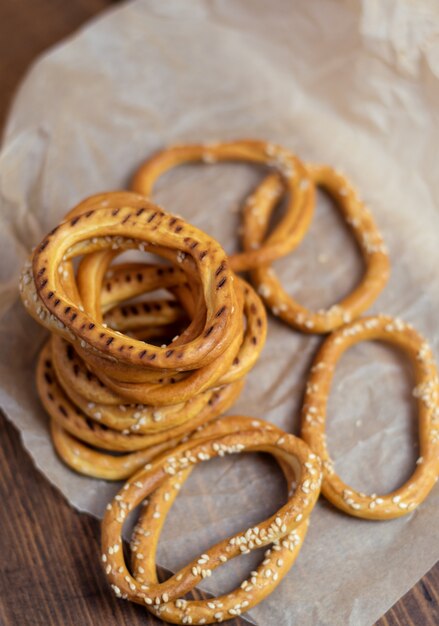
[{"left": 1, "top": 1, "right": 439, "bottom": 624}]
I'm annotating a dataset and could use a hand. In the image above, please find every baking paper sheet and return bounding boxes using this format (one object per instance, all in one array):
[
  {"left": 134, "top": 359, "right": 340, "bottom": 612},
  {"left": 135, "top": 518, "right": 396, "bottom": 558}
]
[{"left": 1, "top": 1, "right": 439, "bottom": 624}]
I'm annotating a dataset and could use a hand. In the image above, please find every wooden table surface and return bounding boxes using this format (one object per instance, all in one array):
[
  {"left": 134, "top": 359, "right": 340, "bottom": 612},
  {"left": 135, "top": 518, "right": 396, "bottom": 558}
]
[{"left": 0, "top": 1, "right": 438, "bottom": 625}]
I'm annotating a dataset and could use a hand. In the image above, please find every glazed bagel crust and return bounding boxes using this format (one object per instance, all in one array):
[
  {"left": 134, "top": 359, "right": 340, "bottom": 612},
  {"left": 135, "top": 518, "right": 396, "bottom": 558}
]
[
  {"left": 101, "top": 416, "right": 322, "bottom": 623},
  {"left": 301, "top": 315, "right": 439, "bottom": 519}
]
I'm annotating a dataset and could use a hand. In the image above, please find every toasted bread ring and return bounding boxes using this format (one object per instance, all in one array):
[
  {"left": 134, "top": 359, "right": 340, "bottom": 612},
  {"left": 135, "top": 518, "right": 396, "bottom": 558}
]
[
  {"left": 132, "top": 139, "right": 314, "bottom": 273},
  {"left": 301, "top": 315, "right": 439, "bottom": 519},
  {"left": 101, "top": 417, "right": 321, "bottom": 619},
  {"left": 131, "top": 416, "right": 309, "bottom": 624},
  {"left": 245, "top": 164, "right": 390, "bottom": 333}
]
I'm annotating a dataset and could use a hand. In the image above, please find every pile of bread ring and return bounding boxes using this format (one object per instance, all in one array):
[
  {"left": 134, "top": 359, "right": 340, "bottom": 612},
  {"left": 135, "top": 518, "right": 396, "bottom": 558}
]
[{"left": 19, "top": 140, "right": 439, "bottom": 624}]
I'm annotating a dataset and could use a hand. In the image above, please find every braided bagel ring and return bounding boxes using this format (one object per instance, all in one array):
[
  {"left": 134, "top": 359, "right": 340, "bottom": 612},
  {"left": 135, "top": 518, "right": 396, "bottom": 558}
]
[
  {"left": 301, "top": 315, "right": 439, "bottom": 519},
  {"left": 129, "top": 416, "right": 309, "bottom": 624},
  {"left": 21, "top": 198, "right": 235, "bottom": 379},
  {"left": 132, "top": 139, "right": 315, "bottom": 273},
  {"left": 245, "top": 164, "right": 390, "bottom": 333},
  {"left": 101, "top": 417, "right": 322, "bottom": 621}
]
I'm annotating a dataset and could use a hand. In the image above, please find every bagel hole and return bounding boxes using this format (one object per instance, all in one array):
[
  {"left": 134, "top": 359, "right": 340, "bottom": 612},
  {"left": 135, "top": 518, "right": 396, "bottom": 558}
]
[
  {"left": 103, "top": 298, "right": 190, "bottom": 347},
  {"left": 99, "top": 249, "right": 194, "bottom": 343},
  {"left": 326, "top": 340, "right": 419, "bottom": 494},
  {"left": 271, "top": 187, "right": 364, "bottom": 310},
  {"left": 154, "top": 452, "right": 288, "bottom": 595},
  {"left": 152, "top": 161, "right": 265, "bottom": 256},
  {"left": 104, "top": 249, "right": 175, "bottom": 299}
]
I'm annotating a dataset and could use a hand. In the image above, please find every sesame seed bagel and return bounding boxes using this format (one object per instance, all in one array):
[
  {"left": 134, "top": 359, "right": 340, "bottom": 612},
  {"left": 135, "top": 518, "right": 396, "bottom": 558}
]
[
  {"left": 133, "top": 141, "right": 390, "bottom": 334},
  {"left": 301, "top": 315, "right": 439, "bottom": 519},
  {"left": 245, "top": 163, "right": 390, "bottom": 333},
  {"left": 130, "top": 416, "right": 310, "bottom": 624},
  {"left": 101, "top": 416, "right": 321, "bottom": 622},
  {"left": 132, "top": 139, "right": 315, "bottom": 274}
]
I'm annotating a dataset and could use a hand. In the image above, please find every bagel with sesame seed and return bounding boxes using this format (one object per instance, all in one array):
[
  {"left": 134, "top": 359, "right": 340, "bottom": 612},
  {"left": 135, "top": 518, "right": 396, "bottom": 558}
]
[
  {"left": 133, "top": 140, "right": 390, "bottom": 333},
  {"left": 301, "top": 315, "right": 439, "bottom": 519},
  {"left": 101, "top": 415, "right": 321, "bottom": 623}
]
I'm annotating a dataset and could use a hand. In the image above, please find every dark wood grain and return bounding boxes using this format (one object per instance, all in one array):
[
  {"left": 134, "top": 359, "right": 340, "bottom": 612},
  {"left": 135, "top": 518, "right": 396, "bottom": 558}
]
[
  {"left": 0, "top": 0, "right": 116, "bottom": 129},
  {"left": 0, "top": 1, "right": 437, "bottom": 625},
  {"left": 377, "top": 568, "right": 439, "bottom": 626}
]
